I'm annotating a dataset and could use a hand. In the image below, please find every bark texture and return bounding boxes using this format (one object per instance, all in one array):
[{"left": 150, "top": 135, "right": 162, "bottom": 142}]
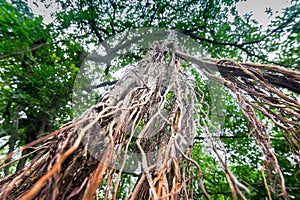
[{"left": 0, "top": 38, "right": 299, "bottom": 200}]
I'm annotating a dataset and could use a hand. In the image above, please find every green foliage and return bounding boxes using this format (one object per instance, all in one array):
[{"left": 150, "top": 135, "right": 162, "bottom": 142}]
[
  {"left": 48, "top": 0, "right": 299, "bottom": 67},
  {"left": 0, "top": 0, "right": 81, "bottom": 174}
]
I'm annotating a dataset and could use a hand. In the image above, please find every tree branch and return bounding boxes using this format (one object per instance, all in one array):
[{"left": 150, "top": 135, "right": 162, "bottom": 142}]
[
  {"left": 0, "top": 43, "right": 48, "bottom": 60},
  {"left": 177, "top": 30, "right": 289, "bottom": 67},
  {"left": 194, "top": 135, "right": 249, "bottom": 140},
  {"left": 240, "top": 9, "right": 300, "bottom": 46},
  {"left": 175, "top": 50, "right": 300, "bottom": 94},
  {"left": 93, "top": 80, "right": 118, "bottom": 88}
]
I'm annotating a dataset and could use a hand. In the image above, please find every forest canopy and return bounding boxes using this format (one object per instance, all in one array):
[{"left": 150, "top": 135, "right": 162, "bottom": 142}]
[{"left": 0, "top": 0, "right": 299, "bottom": 199}]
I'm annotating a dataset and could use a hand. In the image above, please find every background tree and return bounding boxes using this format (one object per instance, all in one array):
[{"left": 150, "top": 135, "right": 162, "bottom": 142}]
[
  {"left": 0, "top": 0, "right": 299, "bottom": 199},
  {"left": 0, "top": 0, "right": 84, "bottom": 175}
]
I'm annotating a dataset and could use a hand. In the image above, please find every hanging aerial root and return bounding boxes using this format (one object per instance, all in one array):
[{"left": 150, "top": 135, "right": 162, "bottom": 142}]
[
  {"left": 176, "top": 49, "right": 299, "bottom": 199},
  {"left": 193, "top": 57, "right": 298, "bottom": 200}
]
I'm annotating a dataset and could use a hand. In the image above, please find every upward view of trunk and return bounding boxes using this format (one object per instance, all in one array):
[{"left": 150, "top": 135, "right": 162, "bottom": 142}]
[{"left": 0, "top": 33, "right": 299, "bottom": 200}]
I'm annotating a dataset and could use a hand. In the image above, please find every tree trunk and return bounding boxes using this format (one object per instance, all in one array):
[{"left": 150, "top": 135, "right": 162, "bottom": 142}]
[
  {"left": 0, "top": 35, "right": 299, "bottom": 200},
  {"left": 0, "top": 39, "right": 206, "bottom": 200}
]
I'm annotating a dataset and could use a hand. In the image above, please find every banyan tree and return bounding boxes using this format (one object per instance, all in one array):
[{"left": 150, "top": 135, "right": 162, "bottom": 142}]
[{"left": 0, "top": 29, "right": 299, "bottom": 200}]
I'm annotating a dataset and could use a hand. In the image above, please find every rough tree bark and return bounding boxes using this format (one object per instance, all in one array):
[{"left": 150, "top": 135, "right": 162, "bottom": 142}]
[{"left": 0, "top": 34, "right": 299, "bottom": 200}]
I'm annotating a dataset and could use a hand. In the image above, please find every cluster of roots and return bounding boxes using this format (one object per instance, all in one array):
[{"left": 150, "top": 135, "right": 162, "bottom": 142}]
[{"left": 0, "top": 38, "right": 299, "bottom": 200}]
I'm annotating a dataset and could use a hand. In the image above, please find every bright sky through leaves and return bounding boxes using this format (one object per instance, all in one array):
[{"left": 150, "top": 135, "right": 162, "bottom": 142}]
[{"left": 28, "top": 0, "right": 292, "bottom": 28}]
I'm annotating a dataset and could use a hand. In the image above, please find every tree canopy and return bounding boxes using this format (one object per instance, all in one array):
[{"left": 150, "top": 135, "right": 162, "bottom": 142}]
[{"left": 0, "top": 0, "right": 299, "bottom": 199}]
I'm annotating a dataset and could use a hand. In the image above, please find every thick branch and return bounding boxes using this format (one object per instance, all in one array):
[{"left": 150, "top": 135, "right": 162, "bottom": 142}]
[{"left": 175, "top": 50, "right": 300, "bottom": 94}]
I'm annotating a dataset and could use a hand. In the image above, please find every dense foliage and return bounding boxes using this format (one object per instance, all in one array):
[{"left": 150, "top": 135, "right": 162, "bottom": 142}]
[{"left": 0, "top": 0, "right": 299, "bottom": 199}]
